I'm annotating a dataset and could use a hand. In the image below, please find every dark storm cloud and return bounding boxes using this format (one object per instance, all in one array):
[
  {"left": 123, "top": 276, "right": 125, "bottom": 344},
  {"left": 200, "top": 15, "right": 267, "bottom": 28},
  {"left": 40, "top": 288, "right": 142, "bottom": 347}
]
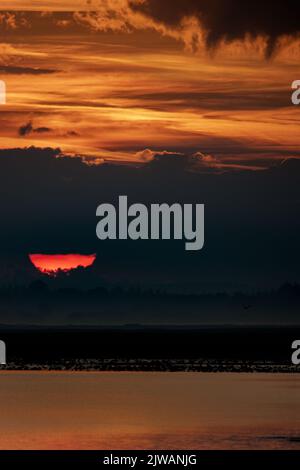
[
  {"left": 18, "top": 121, "right": 32, "bottom": 136},
  {"left": 131, "top": 0, "right": 300, "bottom": 56},
  {"left": 2, "top": 4, "right": 299, "bottom": 58}
]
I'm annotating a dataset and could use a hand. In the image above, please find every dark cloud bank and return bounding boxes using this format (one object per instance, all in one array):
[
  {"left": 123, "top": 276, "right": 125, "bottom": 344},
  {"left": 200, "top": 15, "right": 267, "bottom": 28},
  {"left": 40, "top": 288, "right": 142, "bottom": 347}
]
[
  {"left": 2, "top": 3, "right": 300, "bottom": 57},
  {"left": 131, "top": 0, "right": 300, "bottom": 56},
  {"left": 18, "top": 122, "right": 52, "bottom": 136}
]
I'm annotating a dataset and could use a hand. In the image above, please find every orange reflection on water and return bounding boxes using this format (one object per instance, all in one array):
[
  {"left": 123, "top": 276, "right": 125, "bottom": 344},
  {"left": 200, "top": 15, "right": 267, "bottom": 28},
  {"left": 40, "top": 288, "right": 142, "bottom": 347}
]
[{"left": 0, "top": 372, "right": 299, "bottom": 450}]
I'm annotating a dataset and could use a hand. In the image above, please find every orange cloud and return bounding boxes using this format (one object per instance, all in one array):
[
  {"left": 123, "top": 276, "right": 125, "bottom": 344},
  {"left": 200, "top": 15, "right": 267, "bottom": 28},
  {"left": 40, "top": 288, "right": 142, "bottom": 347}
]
[{"left": 0, "top": 1, "right": 91, "bottom": 11}]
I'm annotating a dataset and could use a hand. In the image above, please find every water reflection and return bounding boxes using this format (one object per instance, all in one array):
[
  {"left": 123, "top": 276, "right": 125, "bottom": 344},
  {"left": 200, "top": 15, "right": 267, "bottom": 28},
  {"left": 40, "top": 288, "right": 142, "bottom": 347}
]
[{"left": 0, "top": 372, "right": 299, "bottom": 449}]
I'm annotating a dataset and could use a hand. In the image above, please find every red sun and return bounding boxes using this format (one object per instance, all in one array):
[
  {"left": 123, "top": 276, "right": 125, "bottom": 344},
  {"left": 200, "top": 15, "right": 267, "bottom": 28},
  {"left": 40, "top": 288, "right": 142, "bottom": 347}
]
[{"left": 29, "top": 253, "right": 96, "bottom": 276}]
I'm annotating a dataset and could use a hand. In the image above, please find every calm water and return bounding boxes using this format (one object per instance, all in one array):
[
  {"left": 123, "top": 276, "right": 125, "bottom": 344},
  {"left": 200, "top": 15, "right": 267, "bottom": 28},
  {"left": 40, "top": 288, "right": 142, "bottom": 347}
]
[{"left": 0, "top": 372, "right": 299, "bottom": 449}]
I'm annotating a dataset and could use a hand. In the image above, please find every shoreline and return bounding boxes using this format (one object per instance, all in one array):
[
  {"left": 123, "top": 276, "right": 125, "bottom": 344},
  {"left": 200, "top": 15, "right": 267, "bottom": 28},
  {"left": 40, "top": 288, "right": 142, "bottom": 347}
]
[{"left": 1, "top": 359, "right": 299, "bottom": 373}]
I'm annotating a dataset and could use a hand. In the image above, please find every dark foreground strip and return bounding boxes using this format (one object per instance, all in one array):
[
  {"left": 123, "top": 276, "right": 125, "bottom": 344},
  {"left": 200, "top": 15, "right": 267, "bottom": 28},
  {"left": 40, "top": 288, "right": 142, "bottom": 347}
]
[{"left": 0, "top": 451, "right": 298, "bottom": 468}]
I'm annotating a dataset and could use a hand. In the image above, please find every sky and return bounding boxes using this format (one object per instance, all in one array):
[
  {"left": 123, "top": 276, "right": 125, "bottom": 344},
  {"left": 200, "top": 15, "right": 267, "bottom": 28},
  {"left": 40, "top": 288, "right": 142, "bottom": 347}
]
[
  {"left": 0, "top": 147, "right": 299, "bottom": 292},
  {"left": 0, "top": 1, "right": 300, "bottom": 168},
  {"left": 0, "top": 1, "right": 300, "bottom": 294}
]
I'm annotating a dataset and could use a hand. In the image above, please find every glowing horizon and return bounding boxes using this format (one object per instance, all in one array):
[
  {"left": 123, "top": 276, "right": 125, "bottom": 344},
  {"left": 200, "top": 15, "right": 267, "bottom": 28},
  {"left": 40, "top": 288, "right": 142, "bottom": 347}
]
[{"left": 29, "top": 253, "right": 96, "bottom": 275}]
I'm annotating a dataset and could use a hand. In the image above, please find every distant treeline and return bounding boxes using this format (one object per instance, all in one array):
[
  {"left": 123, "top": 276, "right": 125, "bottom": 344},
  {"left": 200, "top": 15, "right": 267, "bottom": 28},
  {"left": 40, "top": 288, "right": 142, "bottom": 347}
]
[{"left": 0, "top": 281, "right": 299, "bottom": 325}]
